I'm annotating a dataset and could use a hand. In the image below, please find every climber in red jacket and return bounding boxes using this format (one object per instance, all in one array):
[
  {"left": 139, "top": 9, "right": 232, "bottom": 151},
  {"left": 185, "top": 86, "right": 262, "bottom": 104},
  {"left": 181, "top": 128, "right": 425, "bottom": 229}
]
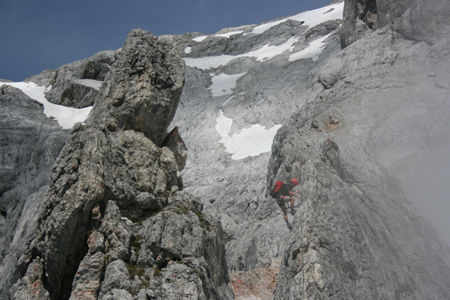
[{"left": 270, "top": 178, "right": 300, "bottom": 230}]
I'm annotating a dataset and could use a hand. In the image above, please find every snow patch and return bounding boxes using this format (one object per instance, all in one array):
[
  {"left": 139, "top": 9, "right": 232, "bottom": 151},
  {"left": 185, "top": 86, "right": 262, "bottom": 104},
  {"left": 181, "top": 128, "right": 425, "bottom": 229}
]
[
  {"left": 184, "top": 55, "right": 238, "bottom": 70},
  {"left": 184, "top": 36, "right": 300, "bottom": 69},
  {"left": 245, "top": 36, "right": 299, "bottom": 62},
  {"left": 0, "top": 81, "right": 92, "bottom": 129},
  {"left": 73, "top": 78, "right": 103, "bottom": 90},
  {"left": 222, "top": 95, "right": 235, "bottom": 106},
  {"left": 193, "top": 35, "right": 208, "bottom": 42},
  {"left": 251, "top": 2, "right": 343, "bottom": 34},
  {"left": 216, "top": 110, "right": 282, "bottom": 160},
  {"left": 214, "top": 30, "right": 244, "bottom": 38},
  {"left": 209, "top": 72, "right": 246, "bottom": 97},
  {"left": 288, "top": 33, "right": 331, "bottom": 62},
  {"left": 184, "top": 47, "right": 192, "bottom": 54}
]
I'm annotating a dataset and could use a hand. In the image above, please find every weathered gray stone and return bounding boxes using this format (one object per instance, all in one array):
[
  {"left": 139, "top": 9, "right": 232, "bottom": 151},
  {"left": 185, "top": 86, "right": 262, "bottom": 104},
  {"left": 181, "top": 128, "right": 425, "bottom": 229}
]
[
  {"left": 162, "top": 126, "right": 188, "bottom": 171},
  {"left": 132, "top": 193, "right": 233, "bottom": 299},
  {"left": 170, "top": 1, "right": 344, "bottom": 280},
  {"left": 88, "top": 29, "right": 185, "bottom": 146},
  {"left": 10, "top": 258, "right": 49, "bottom": 300},
  {"left": 317, "top": 56, "right": 346, "bottom": 88},
  {"left": 340, "top": 0, "right": 450, "bottom": 47},
  {"left": 98, "top": 260, "right": 132, "bottom": 298},
  {"left": 168, "top": 0, "right": 450, "bottom": 298},
  {"left": 268, "top": 3, "right": 450, "bottom": 297},
  {"left": 28, "top": 50, "right": 118, "bottom": 108},
  {"left": 4, "top": 1, "right": 450, "bottom": 299},
  {"left": 5, "top": 29, "right": 232, "bottom": 300},
  {"left": 0, "top": 85, "right": 68, "bottom": 300},
  {"left": 70, "top": 252, "right": 105, "bottom": 300}
]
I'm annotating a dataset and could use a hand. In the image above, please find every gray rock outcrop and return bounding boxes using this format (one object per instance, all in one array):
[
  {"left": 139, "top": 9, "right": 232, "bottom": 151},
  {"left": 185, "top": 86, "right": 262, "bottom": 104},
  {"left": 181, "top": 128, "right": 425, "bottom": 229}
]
[
  {"left": 168, "top": 5, "right": 346, "bottom": 298},
  {"left": 340, "top": 0, "right": 450, "bottom": 47},
  {"left": 4, "top": 29, "right": 232, "bottom": 300},
  {"left": 88, "top": 31, "right": 185, "bottom": 146},
  {"left": 28, "top": 50, "right": 118, "bottom": 108},
  {"left": 167, "top": 0, "right": 450, "bottom": 298},
  {"left": 0, "top": 85, "right": 68, "bottom": 299},
  {"left": 269, "top": 0, "right": 450, "bottom": 298}
]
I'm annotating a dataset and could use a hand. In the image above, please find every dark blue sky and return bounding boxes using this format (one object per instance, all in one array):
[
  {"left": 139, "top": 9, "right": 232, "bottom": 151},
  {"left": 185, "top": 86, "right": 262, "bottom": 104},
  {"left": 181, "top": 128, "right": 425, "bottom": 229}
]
[{"left": 1, "top": 0, "right": 333, "bottom": 81}]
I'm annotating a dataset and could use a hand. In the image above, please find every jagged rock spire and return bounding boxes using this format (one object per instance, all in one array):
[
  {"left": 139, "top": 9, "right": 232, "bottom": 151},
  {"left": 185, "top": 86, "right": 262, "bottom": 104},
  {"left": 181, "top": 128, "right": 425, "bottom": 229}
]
[{"left": 88, "top": 29, "right": 185, "bottom": 146}]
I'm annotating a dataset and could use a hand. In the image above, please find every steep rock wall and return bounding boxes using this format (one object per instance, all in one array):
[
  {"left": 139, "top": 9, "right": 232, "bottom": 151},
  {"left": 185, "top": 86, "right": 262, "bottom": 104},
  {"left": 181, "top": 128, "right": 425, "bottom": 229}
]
[
  {"left": 171, "top": 5, "right": 345, "bottom": 285},
  {"left": 270, "top": 0, "right": 450, "bottom": 298},
  {"left": 340, "top": 0, "right": 450, "bottom": 47},
  {"left": 3, "top": 29, "right": 233, "bottom": 300},
  {"left": 0, "top": 85, "right": 69, "bottom": 297}
]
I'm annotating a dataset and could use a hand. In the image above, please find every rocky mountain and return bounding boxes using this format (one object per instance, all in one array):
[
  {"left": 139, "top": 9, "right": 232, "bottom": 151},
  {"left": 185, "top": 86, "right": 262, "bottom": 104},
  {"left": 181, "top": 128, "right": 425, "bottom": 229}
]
[
  {"left": 1, "top": 0, "right": 450, "bottom": 299},
  {"left": 1, "top": 30, "right": 232, "bottom": 299},
  {"left": 0, "top": 85, "right": 69, "bottom": 298},
  {"left": 170, "top": 0, "right": 450, "bottom": 298}
]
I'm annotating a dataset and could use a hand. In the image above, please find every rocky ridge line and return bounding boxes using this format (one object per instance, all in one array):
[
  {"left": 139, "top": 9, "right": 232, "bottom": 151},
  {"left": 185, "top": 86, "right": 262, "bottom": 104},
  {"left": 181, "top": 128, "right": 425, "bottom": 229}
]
[{"left": 5, "top": 29, "right": 233, "bottom": 300}]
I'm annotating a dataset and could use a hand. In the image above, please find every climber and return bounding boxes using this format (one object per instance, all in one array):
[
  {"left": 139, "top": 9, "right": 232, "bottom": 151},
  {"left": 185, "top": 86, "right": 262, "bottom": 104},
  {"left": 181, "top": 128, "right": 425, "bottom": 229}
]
[{"left": 270, "top": 178, "right": 300, "bottom": 230}]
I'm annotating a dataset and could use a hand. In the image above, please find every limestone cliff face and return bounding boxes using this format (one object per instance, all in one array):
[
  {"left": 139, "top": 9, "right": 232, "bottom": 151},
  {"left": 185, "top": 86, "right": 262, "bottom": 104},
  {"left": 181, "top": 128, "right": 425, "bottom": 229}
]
[
  {"left": 170, "top": 5, "right": 345, "bottom": 287},
  {"left": 2, "top": 30, "right": 232, "bottom": 300},
  {"left": 0, "top": 85, "right": 69, "bottom": 298},
  {"left": 340, "top": 0, "right": 450, "bottom": 47},
  {"left": 269, "top": 0, "right": 450, "bottom": 298},
  {"left": 169, "top": 0, "right": 450, "bottom": 298}
]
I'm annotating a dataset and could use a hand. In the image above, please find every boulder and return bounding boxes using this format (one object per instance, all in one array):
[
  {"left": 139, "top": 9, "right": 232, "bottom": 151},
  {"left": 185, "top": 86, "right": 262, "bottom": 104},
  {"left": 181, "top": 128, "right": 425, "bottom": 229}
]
[{"left": 88, "top": 29, "right": 185, "bottom": 146}]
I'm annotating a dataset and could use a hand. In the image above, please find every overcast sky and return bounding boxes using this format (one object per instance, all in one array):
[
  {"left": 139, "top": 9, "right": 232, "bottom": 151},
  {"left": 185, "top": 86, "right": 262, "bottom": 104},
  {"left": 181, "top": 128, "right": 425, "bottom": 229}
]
[{"left": 0, "top": 0, "right": 333, "bottom": 81}]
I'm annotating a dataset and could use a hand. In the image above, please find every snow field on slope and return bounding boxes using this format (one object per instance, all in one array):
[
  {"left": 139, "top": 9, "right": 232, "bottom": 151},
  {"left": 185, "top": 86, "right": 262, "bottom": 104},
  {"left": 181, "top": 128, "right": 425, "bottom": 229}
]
[
  {"left": 251, "top": 2, "right": 343, "bottom": 34},
  {"left": 245, "top": 36, "right": 299, "bottom": 62},
  {"left": 216, "top": 110, "right": 282, "bottom": 160},
  {"left": 214, "top": 30, "right": 244, "bottom": 38},
  {"left": 73, "top": 78, "right": 103, "bottom": 90},
  {"left": 209, "top": 72, "right": 246, "bottom": 97},
  {"left": 191, "top": 31, "right": 243, "bottom": 44},
  {"left": 193, "top": 35, "right": 208, "bottom": 42},
  {"left": 184, "top": 55, "right": 237, "bottom": 70},
  {"left": 289, "top": 33, "right": 332, "bottom": 62},
  {"left": 184, "top": 36, "right": 300, "bottom": 69},
  {"left": 0, "top": 81, "right": 92, "bottom": 129}
]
